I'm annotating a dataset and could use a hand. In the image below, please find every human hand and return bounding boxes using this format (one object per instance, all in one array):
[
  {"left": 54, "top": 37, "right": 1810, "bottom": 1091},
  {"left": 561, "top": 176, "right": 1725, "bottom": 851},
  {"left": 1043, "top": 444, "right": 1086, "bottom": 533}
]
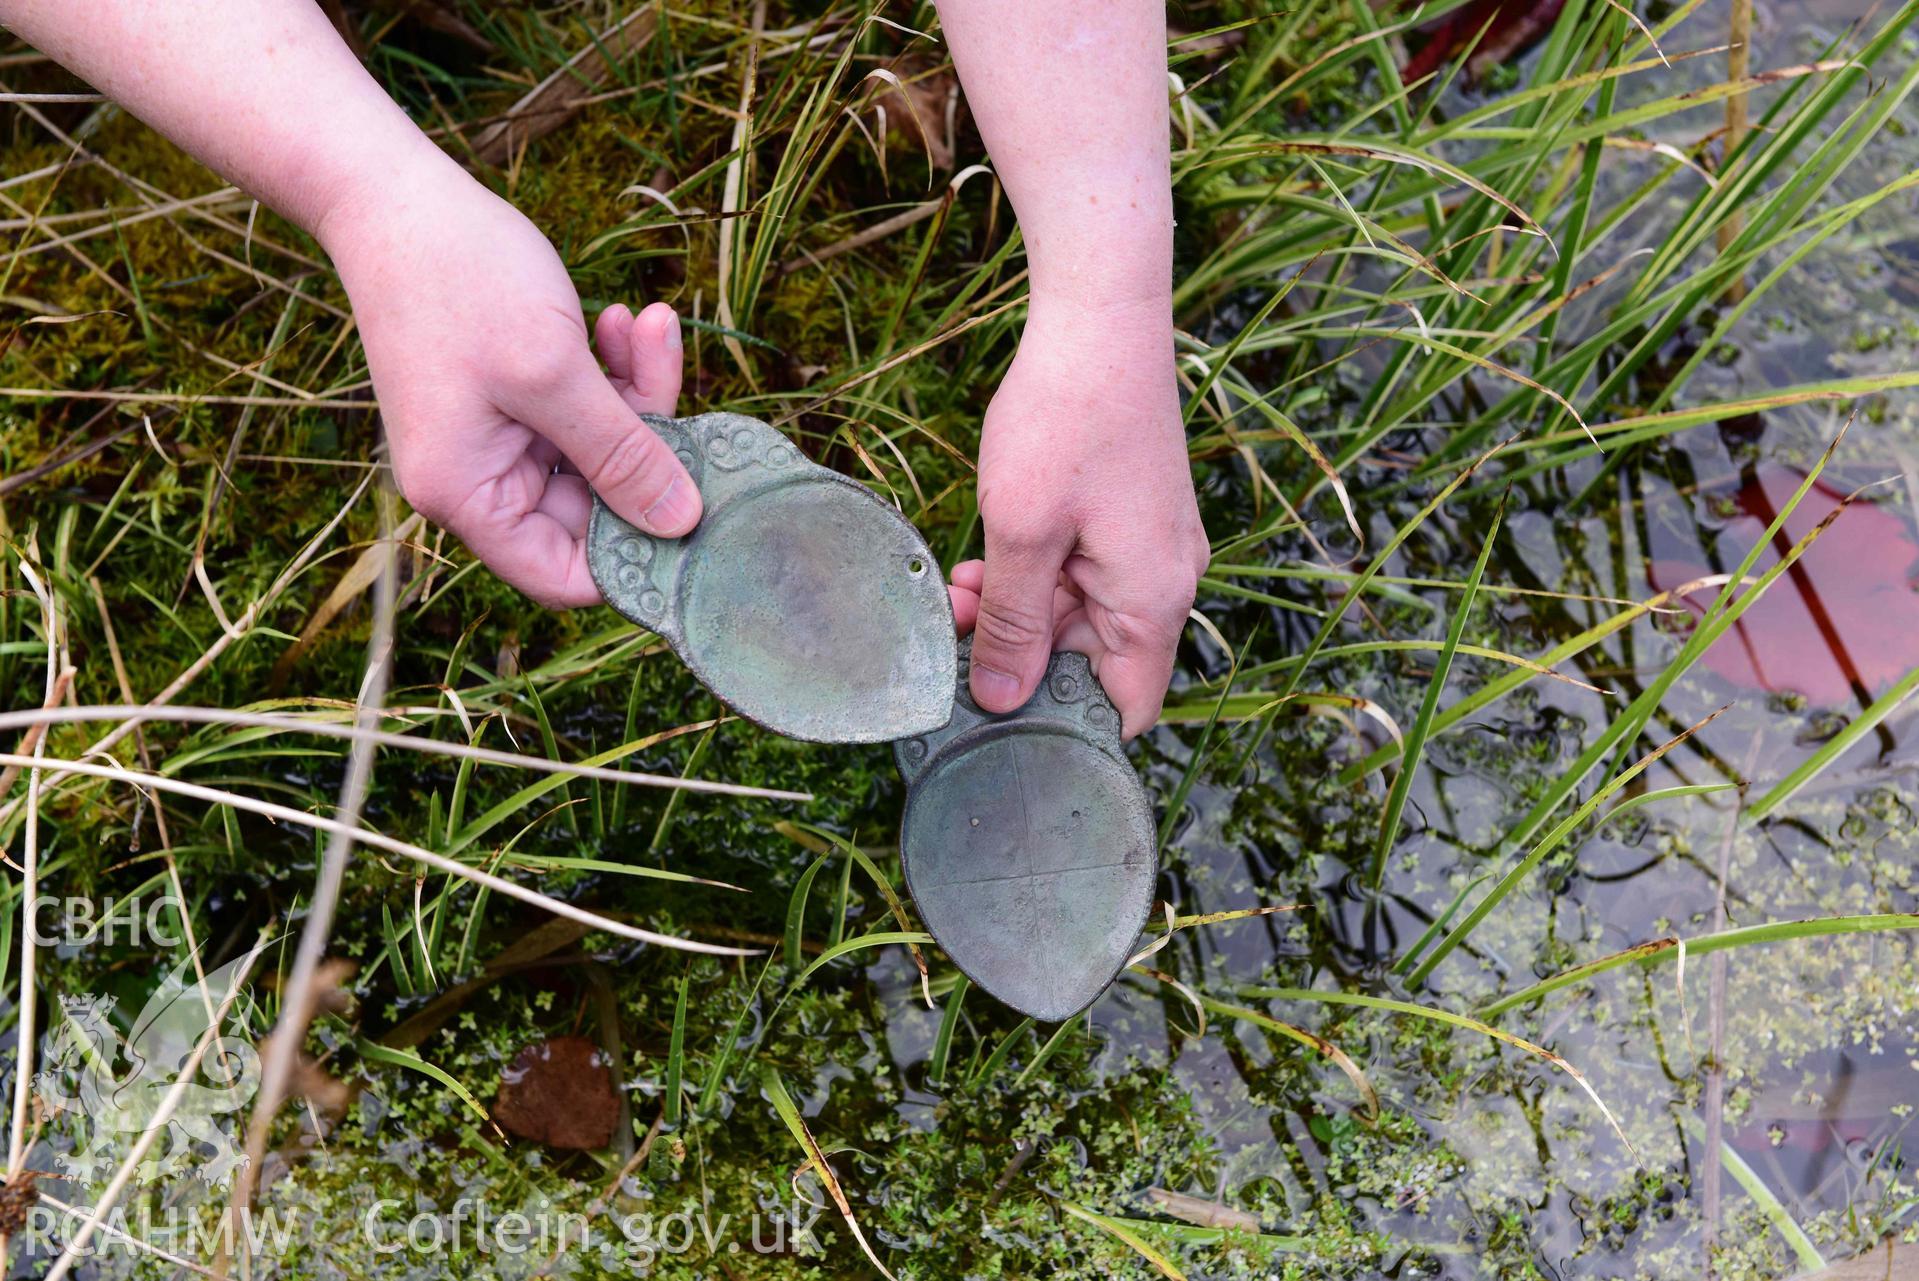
[
  {"left": 947, "top": 304, "right": 1209, "bottom": 738},
  {"left": 319, "top": 170, "right": 696, "bottom": 608}
]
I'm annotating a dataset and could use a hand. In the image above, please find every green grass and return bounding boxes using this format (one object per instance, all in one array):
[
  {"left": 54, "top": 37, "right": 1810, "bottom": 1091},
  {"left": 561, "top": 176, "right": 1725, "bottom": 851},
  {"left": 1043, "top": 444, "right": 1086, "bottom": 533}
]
[{"left": 3, "top": 0, "right": 1919, "bottom": 1277}]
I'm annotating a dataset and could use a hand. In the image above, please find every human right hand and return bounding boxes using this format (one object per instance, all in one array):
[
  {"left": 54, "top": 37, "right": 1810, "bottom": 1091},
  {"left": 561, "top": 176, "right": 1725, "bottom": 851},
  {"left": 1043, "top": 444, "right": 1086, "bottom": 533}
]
[
  {"left": 319, "top": 169, "right": 697, "bottom": 608},
  {"left": 945, "top": 302, "right": 1207, "bottom": 739}
]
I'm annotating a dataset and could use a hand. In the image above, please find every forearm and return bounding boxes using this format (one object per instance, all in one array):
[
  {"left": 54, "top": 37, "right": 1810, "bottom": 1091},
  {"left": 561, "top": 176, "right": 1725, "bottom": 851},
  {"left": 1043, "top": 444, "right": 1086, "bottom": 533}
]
[
  {"left": 935, "top": 0, "right": 1173, "bottom": 322},
  {"left": 4, "top": 2, "right": 709, "bottom": 601},
  {"left": 0, "top": 0, "right": 464, "bottom": 249}
]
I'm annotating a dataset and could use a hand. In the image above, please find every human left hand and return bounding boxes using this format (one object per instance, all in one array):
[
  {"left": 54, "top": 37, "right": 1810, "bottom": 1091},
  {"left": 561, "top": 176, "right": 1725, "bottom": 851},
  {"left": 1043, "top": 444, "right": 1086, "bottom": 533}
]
[
  {"left": 320, "top": 171, "right": 693, "bottom": 609},
  {"left": 947, "top": 303, "right": 1209, "bottom": 738}
]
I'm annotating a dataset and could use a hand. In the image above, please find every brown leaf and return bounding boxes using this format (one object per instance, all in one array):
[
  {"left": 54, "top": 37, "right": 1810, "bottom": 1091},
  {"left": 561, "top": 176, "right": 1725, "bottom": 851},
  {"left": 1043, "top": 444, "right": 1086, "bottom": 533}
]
[
  {"left": 470, "top": 11, "right": 659, "bottom": 167},
  {"left": 494, "top": 630, "right": 523, "bottom": 682},
  {"left": 493, "top": 1036, "right": 621, "bottom": 1150},
  {"left": 268, "top": 513, "right": 424, "bottom": 685},
  {"left": 259, "top": 958, "right": 357, "bottom": 1119},
  {"left": 873, "top": 56, "right": 960, "bottom": 171},
  {"left": 0, "top": 1170, "right": 41, "bottom": 1237},
  {"left": 1146, "top": 1187, "right": 1262, "bottom": 1232},
  {"left": 1794, "top": 1238, "right": 1915, "bottom": 1280},
  {"left": 258, "top": 1030, "right": 354, "bottom": 1119}
]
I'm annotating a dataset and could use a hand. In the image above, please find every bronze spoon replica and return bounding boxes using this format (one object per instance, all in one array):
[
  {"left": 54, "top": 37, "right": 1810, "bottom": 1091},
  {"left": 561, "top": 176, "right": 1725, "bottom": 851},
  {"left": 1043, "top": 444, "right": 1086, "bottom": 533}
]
[
  {"left": 586, "top": 412, "right": 956, "bottom": 744},
  {"left": 894, "top": 638, "right": 1158, "bottom": 1023}
]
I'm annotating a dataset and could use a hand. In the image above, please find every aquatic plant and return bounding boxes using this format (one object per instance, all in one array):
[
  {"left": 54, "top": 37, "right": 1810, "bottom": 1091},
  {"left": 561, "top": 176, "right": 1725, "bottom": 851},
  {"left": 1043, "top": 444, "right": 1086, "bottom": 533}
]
[{"left": 1, "top": 0, "right": 1916, "bottom": 1276}]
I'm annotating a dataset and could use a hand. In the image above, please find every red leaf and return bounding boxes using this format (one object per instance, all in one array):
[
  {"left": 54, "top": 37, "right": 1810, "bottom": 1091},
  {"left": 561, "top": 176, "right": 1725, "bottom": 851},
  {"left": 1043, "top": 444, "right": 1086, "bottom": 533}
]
[
  {"left": 1401, "top": 0, "right": 1570, "bottom": 86},
  {"left": 1647, "top": 467, "right": 1919, "bottom": 707},
  {"left": 492, "top": 1036, "right": 621, "bottom": 1150}
]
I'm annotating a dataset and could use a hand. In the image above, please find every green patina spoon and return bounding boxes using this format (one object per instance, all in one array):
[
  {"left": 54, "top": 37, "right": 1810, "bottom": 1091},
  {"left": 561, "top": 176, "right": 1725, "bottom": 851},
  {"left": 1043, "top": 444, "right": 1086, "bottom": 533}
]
[
  {"left": 894, "top": 638, "right": 1158, "bottom": 1023},
  {"left": 586, "top": 412, "right": 957, "bottom": 745}
]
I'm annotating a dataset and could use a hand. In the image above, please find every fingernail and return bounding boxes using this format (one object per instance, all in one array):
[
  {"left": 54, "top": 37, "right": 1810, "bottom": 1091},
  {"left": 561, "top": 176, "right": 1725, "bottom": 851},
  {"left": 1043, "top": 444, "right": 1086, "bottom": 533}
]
[
  {"left": 643, "top": 475, "right": 699, "bottom": 534},
  {"left": 664, "top": 311, "right": 682, "bottom": 350},
  {"left": 971, "top": 663, "right": 1021, "bottom": 710}
]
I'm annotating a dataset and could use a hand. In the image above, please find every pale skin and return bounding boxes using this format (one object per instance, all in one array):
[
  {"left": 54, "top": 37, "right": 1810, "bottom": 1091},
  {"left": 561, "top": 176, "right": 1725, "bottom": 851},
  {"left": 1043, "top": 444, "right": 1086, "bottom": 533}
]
[{"left": 2, "top": 0, "right": 1205, "bottom": 736}]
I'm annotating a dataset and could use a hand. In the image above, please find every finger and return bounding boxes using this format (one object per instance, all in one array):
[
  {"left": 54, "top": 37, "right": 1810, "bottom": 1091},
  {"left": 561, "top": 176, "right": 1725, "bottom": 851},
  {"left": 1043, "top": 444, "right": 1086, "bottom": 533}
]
[
  {"left": 1052, "top": 607, "right": 1102, "bottom": 662},
  {"left": 501, "top": 351, "right": 702, "bottom": 537},
  {"left": 948, "top": 559, "right": 983, "bottom": 636},
  {"left": 961, "top": 560, "right": 1084, "bottom": 605},
  {"left": 949, "top": 583, "right": 980, "bottom": 634},
  {"left": 595, "top": 304, "right": 636, "bottom": 383},
  {"left": 533, "top": 470, "right": 593, "bottom": 536},
  {"left": 1057, "top": 598, "right": 1182, "bottom": 739},
  {"left": 449, "top": 452, "right": 602, "bottom": 609},
  {"left": 1051, "top": 582, "right": 1083, "bottom": 619},
  {"left": 472, "top": 516, "right": 600, "bottom": 609},
  {"left": 946, "top": 574, "right": 1071, "bottom": 637},
  {"left": 968, "top": 528, "right": 1070, "bottom": 713},
  {"left": 624, "top": 302, "right": 682, "bottom": 416},
  {"left": 949, "top": 558, "right": 985, "bottom": 594},
  {"left": 1090, "top": 644, "right": 1177, "bottom": 739}
]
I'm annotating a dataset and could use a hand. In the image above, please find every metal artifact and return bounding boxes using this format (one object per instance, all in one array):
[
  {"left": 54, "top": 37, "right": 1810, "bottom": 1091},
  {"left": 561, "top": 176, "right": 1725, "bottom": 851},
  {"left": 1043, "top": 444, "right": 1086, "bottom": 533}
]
[
  {"left": 894, "top": 639, "right": 1158, "bottom": 1023},
  {"left": 587, "top": 412, "right": 957, "bottom": 744}
]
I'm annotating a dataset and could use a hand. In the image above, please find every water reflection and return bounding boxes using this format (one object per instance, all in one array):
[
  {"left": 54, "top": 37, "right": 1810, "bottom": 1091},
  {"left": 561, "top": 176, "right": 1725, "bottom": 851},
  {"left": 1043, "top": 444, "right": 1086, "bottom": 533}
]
[
  {"left": 1648, "top": 465, "right": 1919, "bottom": 709},
  {"left": 1115, "top": 9, "right": 1919, "bottom": 1262}
]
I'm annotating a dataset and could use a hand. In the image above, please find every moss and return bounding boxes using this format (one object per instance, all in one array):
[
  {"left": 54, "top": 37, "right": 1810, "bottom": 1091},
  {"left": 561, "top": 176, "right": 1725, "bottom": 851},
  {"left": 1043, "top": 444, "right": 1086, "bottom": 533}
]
[{"left": 6, "top": 1, "right": 1919, "bottom": 1277}]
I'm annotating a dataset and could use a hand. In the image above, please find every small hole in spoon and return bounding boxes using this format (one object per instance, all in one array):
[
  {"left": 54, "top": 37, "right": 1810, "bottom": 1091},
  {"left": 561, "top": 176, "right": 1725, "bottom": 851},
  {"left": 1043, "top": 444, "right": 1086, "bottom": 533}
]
[{"left": 906, "top": 557, "right": 926, "bottom": 576}]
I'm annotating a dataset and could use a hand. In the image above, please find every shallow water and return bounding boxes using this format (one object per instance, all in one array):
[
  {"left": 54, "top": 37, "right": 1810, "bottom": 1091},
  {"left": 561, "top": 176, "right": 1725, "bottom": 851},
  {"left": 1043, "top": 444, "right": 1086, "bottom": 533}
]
[
  {"left": 1126, "top": 2, "right": 1919, "bottom": 1270},
  {"left": 841, "top": 33, "right": 1919, "bottom": 1257},
  {"left": 1106, "top": 2, "right": 1919, "bottom": 1275},
  {"left": 8, "top": 3, "right": 1919, "bottom": 1278}
]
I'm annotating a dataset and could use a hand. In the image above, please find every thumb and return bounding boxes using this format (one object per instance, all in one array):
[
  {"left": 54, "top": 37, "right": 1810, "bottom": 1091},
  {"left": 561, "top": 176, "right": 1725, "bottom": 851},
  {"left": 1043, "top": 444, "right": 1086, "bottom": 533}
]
[
  {"left": 507, "top": 350, "right": 702, "bottom": 537},
  {"left": 968, "top": 529, "right": 1068, "bottom": 714}
]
